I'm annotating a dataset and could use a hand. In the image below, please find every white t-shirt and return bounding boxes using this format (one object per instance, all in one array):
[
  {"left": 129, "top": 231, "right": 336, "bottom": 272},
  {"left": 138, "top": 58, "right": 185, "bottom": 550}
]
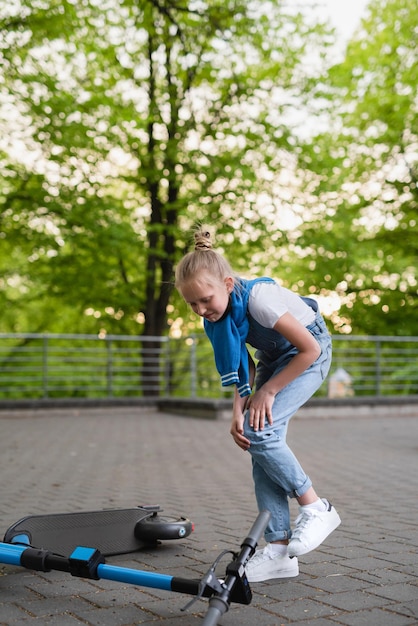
[{"left": 248, "top": 282, "right": 315, "bottom": 329}]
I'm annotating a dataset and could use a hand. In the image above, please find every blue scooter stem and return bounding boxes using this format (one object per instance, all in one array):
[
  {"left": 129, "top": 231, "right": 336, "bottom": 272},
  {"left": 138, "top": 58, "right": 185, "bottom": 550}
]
[
  {"left": 0, "top": 541, "right": 203, "bottom": 595},
  {"left": 0, "top": 542, "right": 26, "bottom": 566},
  {"left": 97, "top": 563, "right": 173, "bottom": 589}
]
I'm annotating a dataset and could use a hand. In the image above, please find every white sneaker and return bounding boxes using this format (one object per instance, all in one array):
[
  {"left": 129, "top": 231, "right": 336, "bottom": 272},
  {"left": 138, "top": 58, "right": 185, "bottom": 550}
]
[
  {"left": 245, "top": 544, "right": 299, "bottom": 582},
  {"left": 288, "top": 499, "right": 341, "bottom": 557}
]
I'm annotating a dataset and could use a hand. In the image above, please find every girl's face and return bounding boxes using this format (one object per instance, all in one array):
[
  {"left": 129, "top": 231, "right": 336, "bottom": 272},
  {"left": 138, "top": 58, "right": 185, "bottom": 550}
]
[{"left": 180, "top": 272, "right": 234, "bottom": 322}]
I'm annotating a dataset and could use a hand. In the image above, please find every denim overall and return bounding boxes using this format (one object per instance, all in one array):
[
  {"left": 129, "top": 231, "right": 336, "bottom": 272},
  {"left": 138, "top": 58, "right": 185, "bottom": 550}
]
[{"left": 244, "top": 297, "right": 332, "bottom": 542}]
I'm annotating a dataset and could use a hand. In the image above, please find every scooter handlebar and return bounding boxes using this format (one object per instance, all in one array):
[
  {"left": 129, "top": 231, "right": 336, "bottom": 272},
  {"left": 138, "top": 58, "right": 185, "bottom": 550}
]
[
  {"left": 201, "top": 510, "right": 271, "bottom": 626},
  {"left": 244, "top": 509, "right": 271, "bottom": 549}
]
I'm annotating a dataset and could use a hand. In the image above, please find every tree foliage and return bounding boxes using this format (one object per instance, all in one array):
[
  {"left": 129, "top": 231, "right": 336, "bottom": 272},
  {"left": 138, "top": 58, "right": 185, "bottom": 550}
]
[
  {"left": 0, "top": 0, "right": 334, "bottom": 336},
  {"left": 0, "top": 0, "right": 416, "bottom": 339},
  {"left": 293, "top": 0, "right": 417, "bottom": 335}
]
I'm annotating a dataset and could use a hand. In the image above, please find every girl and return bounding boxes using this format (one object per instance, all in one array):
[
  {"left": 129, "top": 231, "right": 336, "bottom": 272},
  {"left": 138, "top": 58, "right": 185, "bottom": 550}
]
[{"left": 175, "top": 227, "right": 341, "bottom": 582}]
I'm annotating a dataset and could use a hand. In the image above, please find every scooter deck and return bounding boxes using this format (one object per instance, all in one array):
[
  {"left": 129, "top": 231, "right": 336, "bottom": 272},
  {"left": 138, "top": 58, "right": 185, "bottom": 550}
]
[{"left": 3, "top": 506, "right": 158, "bottom": 556}]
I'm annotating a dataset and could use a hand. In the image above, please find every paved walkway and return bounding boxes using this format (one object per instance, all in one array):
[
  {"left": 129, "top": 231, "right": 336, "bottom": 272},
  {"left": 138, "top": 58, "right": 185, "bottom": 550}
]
[{"left": 0, "top": 406, "right": 417, "bottom": 626}]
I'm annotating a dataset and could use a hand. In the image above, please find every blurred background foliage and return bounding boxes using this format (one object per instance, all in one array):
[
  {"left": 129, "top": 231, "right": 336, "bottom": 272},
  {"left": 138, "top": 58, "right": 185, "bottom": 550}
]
[{"left": 0, "top": 0, "right": 416, "bottom": 339}]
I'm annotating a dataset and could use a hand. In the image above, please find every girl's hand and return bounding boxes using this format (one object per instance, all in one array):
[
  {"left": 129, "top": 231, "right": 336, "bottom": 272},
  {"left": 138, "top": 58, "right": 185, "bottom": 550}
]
[
  {"left": 247, "top": 387, "right": 275, "bottom": 431},
  {"left": 230, "top": 412, "right": 251, "bottom": 451}
]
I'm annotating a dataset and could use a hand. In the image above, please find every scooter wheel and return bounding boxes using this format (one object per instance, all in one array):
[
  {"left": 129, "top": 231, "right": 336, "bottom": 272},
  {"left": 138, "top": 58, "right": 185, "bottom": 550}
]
[{"left": 134, "top": 514, "right": 193, "bottom": 541}]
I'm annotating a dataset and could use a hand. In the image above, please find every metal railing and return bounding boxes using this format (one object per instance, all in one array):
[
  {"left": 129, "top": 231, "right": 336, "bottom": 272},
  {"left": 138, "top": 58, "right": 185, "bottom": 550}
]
[{"left": 0, "top": 333, "right": 417, "bottom": 400}]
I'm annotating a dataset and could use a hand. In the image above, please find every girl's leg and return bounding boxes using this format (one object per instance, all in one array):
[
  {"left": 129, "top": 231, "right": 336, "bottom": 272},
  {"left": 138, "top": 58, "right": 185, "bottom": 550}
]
[
  {"left": 251, "top": 460, "right": 292, "bottom": 542},
  {"left": 245, "top": 410, "right": 313, "bottom": 541},
  {"left": 244, "top": 332, "right": 332, "bottom": 540},
  {"left": 245, "top": 317, "right": 340, "bottom": 580},
  {"left": 251, "top": 462, "right": 321, "bottom": 540}
]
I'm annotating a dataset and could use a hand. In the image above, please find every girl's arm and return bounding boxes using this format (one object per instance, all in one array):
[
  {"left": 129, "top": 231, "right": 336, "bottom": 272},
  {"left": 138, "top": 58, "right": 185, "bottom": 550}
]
[
  {"left": 247, "top": 312, "right": 321, "bottom": 431},
  {"left": 230, "top": 351, "right": 255, "bottom": 450}
]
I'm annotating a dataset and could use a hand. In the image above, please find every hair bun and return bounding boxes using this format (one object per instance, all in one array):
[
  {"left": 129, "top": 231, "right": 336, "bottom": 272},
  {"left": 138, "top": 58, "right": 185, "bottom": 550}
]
[{"left": 194, "top": 227, "right": 213, "bottom": 251}]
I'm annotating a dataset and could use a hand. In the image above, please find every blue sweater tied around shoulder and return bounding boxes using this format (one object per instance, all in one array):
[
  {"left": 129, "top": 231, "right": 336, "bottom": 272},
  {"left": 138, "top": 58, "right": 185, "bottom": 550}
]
[{"left": 204, "top": 277, "right": 275, "bottom": 397}]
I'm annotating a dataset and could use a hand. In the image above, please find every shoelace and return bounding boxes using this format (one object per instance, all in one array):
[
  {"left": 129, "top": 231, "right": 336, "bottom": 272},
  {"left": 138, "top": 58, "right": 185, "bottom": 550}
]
[
  {"left": 249, "top": 546, "right": 275, "bottom": 564},
  {"left": 291, "top": 509, "right": 318, "bottom": 539}
]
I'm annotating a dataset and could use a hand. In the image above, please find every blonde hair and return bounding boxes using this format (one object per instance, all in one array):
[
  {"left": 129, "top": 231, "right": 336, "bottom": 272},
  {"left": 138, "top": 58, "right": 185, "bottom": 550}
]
[{"left": 175, "top": 226, "right": 237, "bottom": 289}]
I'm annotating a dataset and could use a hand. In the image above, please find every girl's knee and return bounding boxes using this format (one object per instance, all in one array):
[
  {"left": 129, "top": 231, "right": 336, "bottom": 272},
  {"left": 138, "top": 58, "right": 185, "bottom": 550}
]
[{"left": 244, "top": 426, "right": 282, "bottom": 451}]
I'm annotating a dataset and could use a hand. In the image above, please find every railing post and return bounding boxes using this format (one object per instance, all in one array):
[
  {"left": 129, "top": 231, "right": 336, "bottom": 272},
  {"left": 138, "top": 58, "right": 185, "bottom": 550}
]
[
  {"left": 106, "top": 338, "right": 113, "bottom": 398},
  {"left": 375, "top": 339, "right": 381, "bottom": 396},
  {"left": 42, "top": 336, "right": 49, "bottom": 398},
  {"left": 190, "top": 335, "right": 197, "bottom": 399},
  {"left": 164, "top": 339, "right": 170, "bottom": 396}
]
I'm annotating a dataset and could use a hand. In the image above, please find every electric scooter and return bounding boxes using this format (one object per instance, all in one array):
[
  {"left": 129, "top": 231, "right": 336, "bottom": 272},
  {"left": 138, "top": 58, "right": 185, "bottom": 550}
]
[{"left": 0, "top": 504, "right": 270, "bottom": 626}]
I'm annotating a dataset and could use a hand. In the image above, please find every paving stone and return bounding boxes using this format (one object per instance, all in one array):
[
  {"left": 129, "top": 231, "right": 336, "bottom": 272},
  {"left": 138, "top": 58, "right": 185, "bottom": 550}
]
[
  {"left": 334, "top": 606, "right": 417, "bottom": 626},
  {"left": 0, "top": 406, "right": 417, "bottom": 625}
]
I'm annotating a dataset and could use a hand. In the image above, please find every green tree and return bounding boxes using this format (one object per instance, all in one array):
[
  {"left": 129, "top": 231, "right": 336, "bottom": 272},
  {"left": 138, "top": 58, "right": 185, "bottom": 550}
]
[
  {"left": 0, "top": 0, "right": 334, "bottom": 336},
  {"left": 293, "top": 0, "right": 417, "bottom": 336}
]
